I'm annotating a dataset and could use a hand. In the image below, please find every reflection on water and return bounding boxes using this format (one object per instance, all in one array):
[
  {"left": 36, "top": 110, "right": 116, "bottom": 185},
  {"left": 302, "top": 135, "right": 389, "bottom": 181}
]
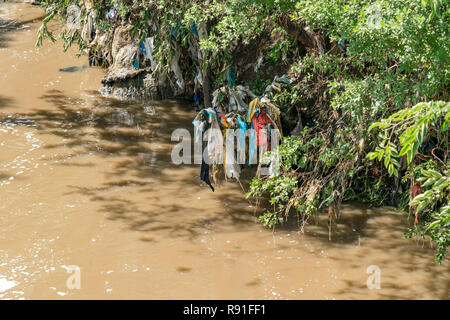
[{"left": 0, "top": 2, "right": 448, "bottom": 300}]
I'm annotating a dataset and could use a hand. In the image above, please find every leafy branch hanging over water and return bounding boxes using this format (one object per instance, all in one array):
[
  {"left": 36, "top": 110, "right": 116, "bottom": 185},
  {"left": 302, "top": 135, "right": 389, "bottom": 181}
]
[
  {"left": 245, "top": 0, "right": 449, "bottom": 262},
  {"left": 368, "top": 101, "right": 449, "bottom": 263}
]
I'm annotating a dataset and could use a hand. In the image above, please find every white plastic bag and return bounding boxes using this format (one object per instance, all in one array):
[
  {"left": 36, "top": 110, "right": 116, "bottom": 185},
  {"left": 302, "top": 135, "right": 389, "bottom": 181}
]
[
  {"left": 143, "top": 37, "right": 157, "bottom": 70},
  {"left": 171, "top": 47, "right": 185, "bottom": 90}
]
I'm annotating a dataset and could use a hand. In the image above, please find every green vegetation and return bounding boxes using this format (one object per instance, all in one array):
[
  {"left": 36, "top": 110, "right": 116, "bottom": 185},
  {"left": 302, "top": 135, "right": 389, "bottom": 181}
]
[
  {"left": 369, "top": 101, "right": 449, "bottom": 262},
  {"left": 247, "top": 0, "right": 449, "bottom": 263},
  {"left": 34, "top": 0, "right": 449, "bottom": 262}
]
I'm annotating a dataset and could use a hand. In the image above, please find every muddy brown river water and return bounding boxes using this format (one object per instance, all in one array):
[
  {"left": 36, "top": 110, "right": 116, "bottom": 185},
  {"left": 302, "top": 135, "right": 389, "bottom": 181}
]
[{"left": 0, "top": 2, "right": 448, "bottom": 300}]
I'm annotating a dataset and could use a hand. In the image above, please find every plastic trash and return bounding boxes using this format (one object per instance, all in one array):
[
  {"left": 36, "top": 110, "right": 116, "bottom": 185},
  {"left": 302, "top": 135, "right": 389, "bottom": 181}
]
[
  {"left": 144, "top": 105, "right": 156, "bottom": 116},
  {"left": 254, "top": 52, "right": 264, "bottom": 73},
  {"left": 81, "top": 14, "right": 93, "bottom": 43},
  {"left": 198, "top": 23, "right": 208, "bottom": 40},
  {"left": 212, "top": 87, "right": 226, "bottom": 108},
  {"left": 194, "top": 91, "right": 202, "bottom": 107},
  {"left": 139, "top": 43, "right": 147, "bottom": 55},
  {"left": 191, "top": 22, "right": 199, "bottom": 38},
  {"left": 236, "top": 85, "right": 258, "bottom": 100},
  {"left": 195, "top": 69, "right": 203, "bottom": 86},
  {"left": 273, "top": 75, "right": 295, "bottom": 85},
  {"left": 338, "top": 39, "right": 347, "bottom": 54},
  {"left": 108, "top": 8, "right": 118, "bottom": 20},
  {"left": 227, "top": 66, "right": 236, "bottom": 87},
  {"left": 143, "top": 37, "right": 157, "bottom": 70},
  {"left": 171, "top": 47, "right": 185, "bottom": 90},
  {"left": 188, "top": 41, "right": 197, "bottom": 61},
  {"left": 229, "top": 87, "right": 248, "bottom": 112},
  {"left": 171, "top": 23, "right": 183, "bottom": 41}
]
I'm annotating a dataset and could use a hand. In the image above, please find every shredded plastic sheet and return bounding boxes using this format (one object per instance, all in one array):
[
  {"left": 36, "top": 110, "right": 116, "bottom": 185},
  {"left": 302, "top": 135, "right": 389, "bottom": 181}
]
[
  {"left": 192, "top": 73, "right": 292, "bottom": 189},
  {"left": 140, "top": 44, "right": 147, "bottom": 55},
  {"left": 188, "top": 40, "right": 198, "bottom": 62},
  {"left": 143, "top": 37, "right": 157, "bottom": 70},
  {"left": 254, "top": 52, "right": 264, "bottom": 72},
  {"left": 133, "top": 53, "right": 139, "bottom": 70},
  {"left": 198, "top": 22, "right": 208, "bottom": 41},
  {"left": 97, "top": 32, "right": 108, "bottom": 47},
  {"left": 112, "top": 44, "right": 139, "bottom": 72},
  {"left": 81, "top": 13, "right": 93, "bottom": 43},
  {"left": 212, "top": 85, "right": 257, "bottom": 114},
  {"left": 193, "top": 108, "right": 224, "bottom": 163},
  {"left": 227, "top": 66, "right": 236, "bottom": 86},
  {"left": 108, "top": 8, "right": 118, "bottom": 20},
  {"left": 193, "top": 78, "right": 285, "bottom": 188},
  {"left": 191, "top": 22, "right": 199, "bottom": 38},
  {"left": 195, "top": 69, "right": 203, "bottom": 86},
  {"left": 171, "top": 46, "right": 185, "bottom": 90},
  {"left": 187, "top": 22, "right": 206, "bottom": 101},
  {"left": 67, "top": 5, "right": 82, "bottom": 32},
  {"left": 187, "top": 38, "right": 203, "bottom": 63},
  {"left": 225, "top": 129, "right": 241, "bottom": 179},
  {"left": 230, "top": 88, "right": 248, "bottom": 112},
  {"left": 273, "top": 75, "right": 296, "bottom": 85}
]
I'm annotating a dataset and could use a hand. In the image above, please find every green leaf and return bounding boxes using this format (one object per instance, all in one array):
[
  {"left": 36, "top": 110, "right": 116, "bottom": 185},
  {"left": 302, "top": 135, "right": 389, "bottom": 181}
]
[
  {"left": 426, "top": 169, "right": 442, "bottom": 179},
  {"left": 407, "top": 149, "right": 413, "bottom": 164},
  {"left": 367, "top": 152, "right": 378, "bottom": 160},
  {"left": 384, "top": 154, "right": 390, "bottom": 168},
  {"left": 377, "top": 149, "right": 384, "bottom": 161},
  {"left": 368, "top": 122, "right": 380, "bottom": 132},
  {"left": 422, "top": 177, "right": 437, "bottom": 188},
  {"left": 399, "top": 143, "right": 411, "bottom": 156},
  {"left": 442, "top": 120, "right": 449, "bottom": 132},
  {"left": 416, "top": 201, "right": 428, "bottom": 214},
  {"left": 433, "top": 177, "right": 448, "bottom": 190},
  {"left": 426, "top": 220, "right": 441, "bottom": 232}
]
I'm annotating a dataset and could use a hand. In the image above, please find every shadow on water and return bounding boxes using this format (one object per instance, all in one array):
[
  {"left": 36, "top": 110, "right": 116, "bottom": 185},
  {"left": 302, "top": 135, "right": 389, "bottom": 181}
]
[
  {"left": 293, "top": 204, "right": 450, "bottom": 299},
  {"left": 0, "top": 12, "right": 46, "bottom": 48},
  {"left": 256, "top": 194, "right": 450, "bottom": 299},
  {"left": 0, "top": 95, "right": 14, "bottom": 109},
  {"left": 0, "top": 17, "right": 17, "bottom": 48},
  {"left": 1, "top": 90, "right": 448, "bottom": 299},
  {"left": 0, "top": 172, "right": 11, "bottom": 181},
  {"left": 0, "top": 90, "right": 260, "bottom": 241}
]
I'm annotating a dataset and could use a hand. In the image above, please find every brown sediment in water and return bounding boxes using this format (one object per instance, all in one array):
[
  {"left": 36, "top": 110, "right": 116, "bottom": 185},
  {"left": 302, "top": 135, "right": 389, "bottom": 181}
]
[{"left": 0, "top": 2, "right": 448, "bottom": 300}]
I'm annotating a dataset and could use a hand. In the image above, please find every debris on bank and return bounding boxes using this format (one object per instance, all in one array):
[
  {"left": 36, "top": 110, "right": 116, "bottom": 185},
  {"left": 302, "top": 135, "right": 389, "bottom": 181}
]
[{"left": 192, "top": 75, "right": 292, "bottom": 191}]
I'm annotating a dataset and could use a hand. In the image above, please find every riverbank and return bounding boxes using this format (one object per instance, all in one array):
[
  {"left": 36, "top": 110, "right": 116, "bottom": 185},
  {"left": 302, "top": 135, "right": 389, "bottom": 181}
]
[{"left": 0, "top": 2, "right": 449, "bottom": 299}]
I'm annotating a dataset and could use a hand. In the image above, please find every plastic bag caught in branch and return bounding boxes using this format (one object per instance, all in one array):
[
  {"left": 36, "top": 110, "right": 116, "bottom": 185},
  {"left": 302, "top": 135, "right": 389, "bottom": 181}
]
[
  {"left": 171, "top": 45, "right": 185, "bottom": 90},
  {"left": 143, "top": 37, "right": 157, "bottom": 70}
]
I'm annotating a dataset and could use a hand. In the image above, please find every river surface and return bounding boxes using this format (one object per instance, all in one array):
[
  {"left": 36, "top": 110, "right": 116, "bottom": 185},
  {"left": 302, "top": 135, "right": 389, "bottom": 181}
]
[{"left": 0, "top": 2, "right": 448, "bottom": 300}]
